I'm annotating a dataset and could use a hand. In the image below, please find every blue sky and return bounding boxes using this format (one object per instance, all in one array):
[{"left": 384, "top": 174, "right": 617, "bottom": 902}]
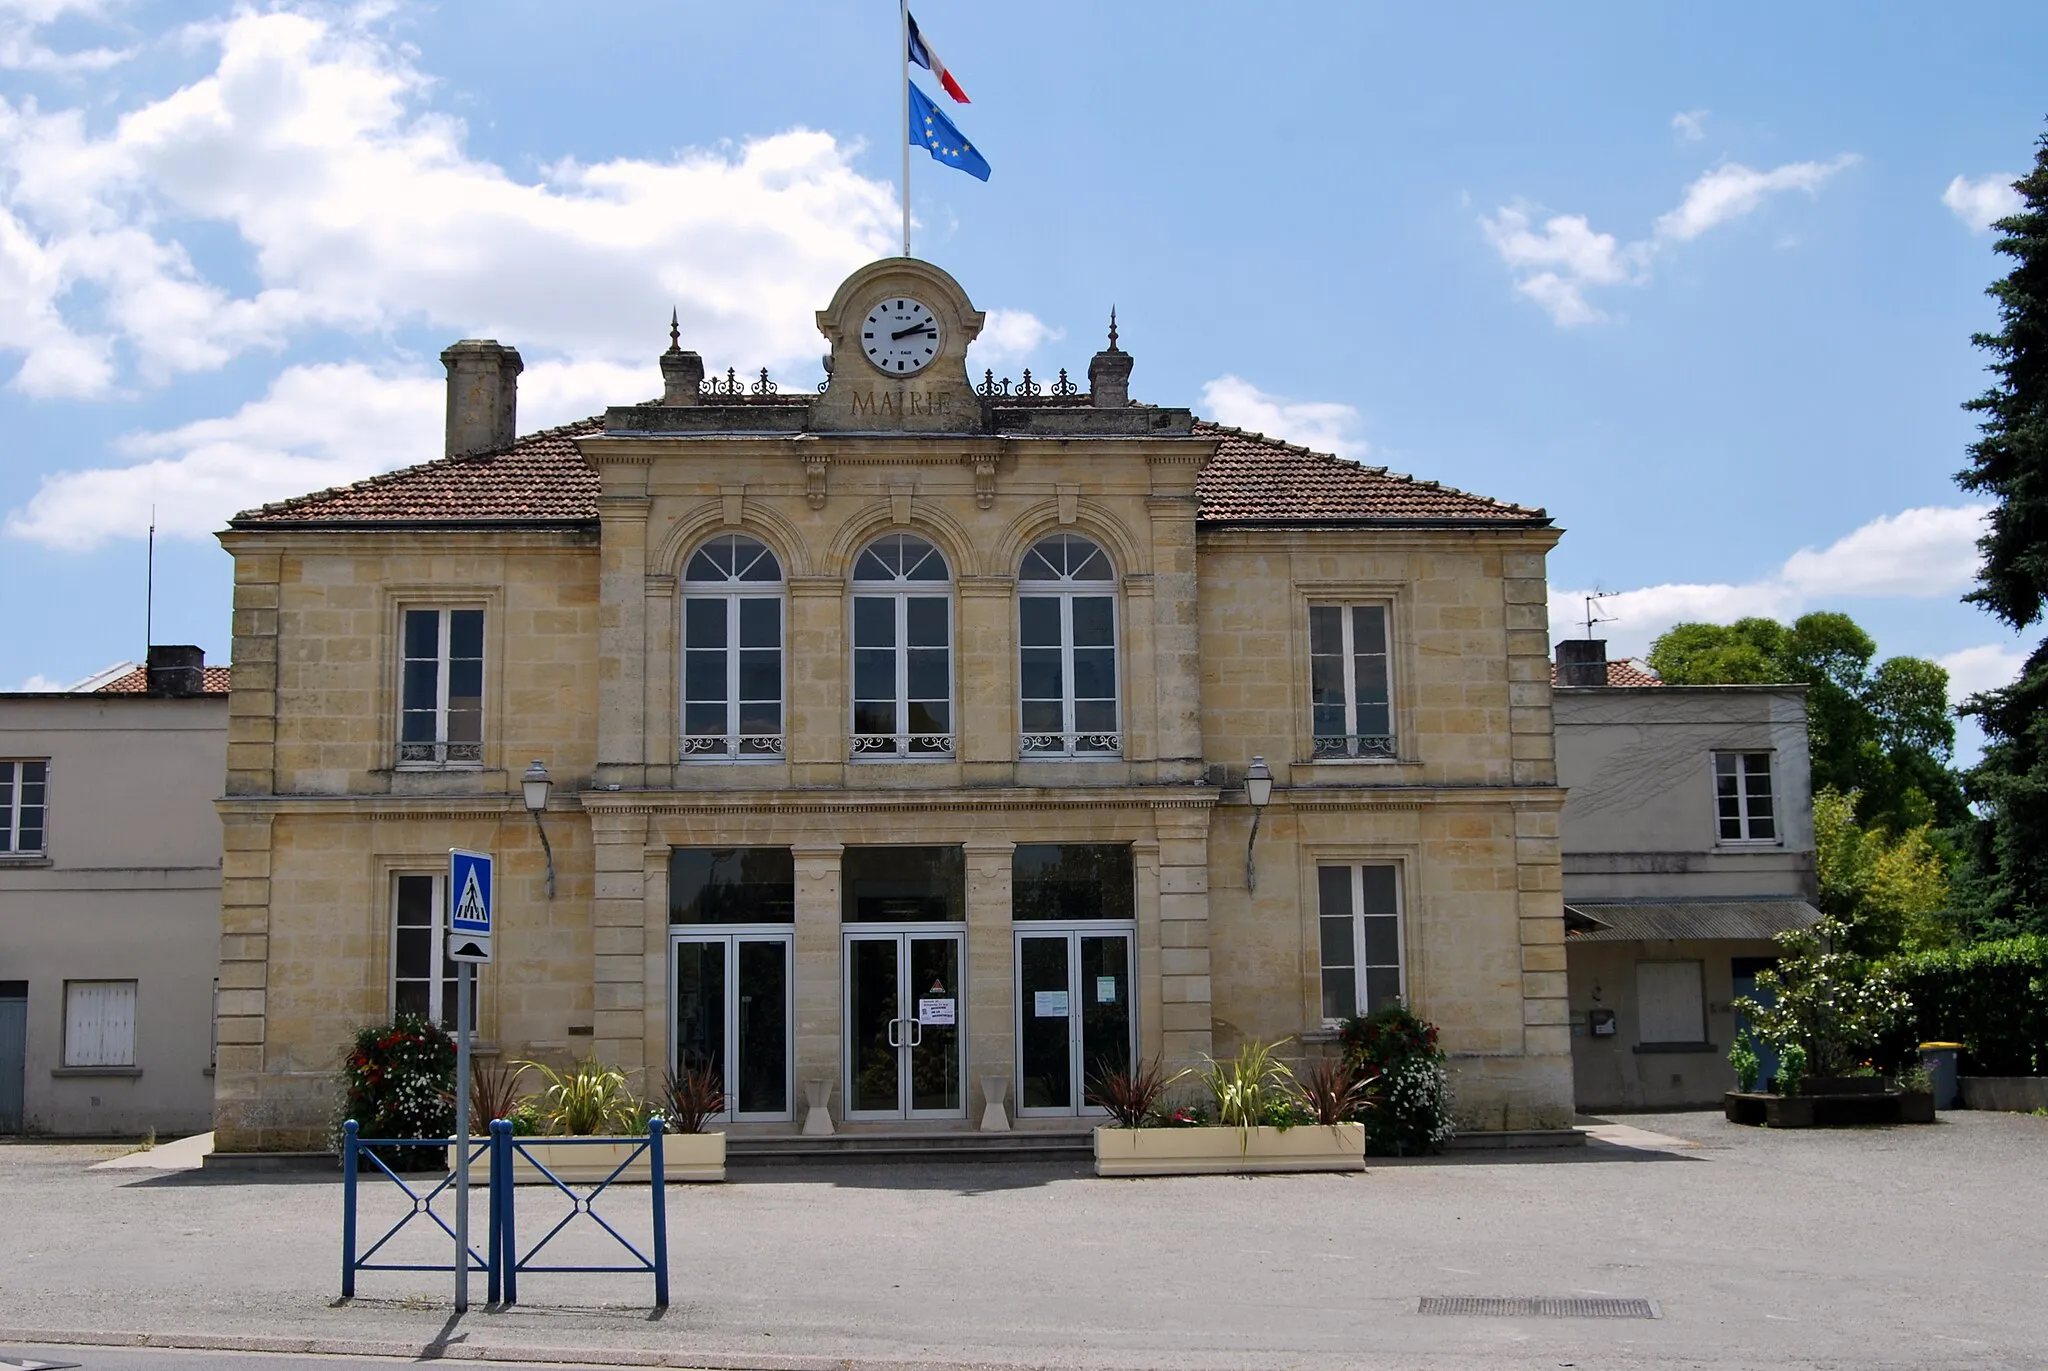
[{"left": 2, "top": 1, "right": 2040, "bottom": 757}]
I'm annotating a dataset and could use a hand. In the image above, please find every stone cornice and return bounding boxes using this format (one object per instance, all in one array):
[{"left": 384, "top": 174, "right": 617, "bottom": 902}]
[
  {"left": 580, "top": 786, "right": 1220, "bottom": 817},
  {"left": 1276, "top": 784, "right": 1565, "bottom": 811}
]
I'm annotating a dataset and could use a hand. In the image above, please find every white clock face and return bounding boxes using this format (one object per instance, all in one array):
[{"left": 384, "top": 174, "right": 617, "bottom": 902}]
[{"left": 862, "top": 298, "right": 942, "bottom": 376}]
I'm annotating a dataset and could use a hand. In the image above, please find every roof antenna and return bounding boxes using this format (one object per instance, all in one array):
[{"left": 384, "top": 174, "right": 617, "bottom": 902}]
[
  {"left": 145, "top": 504, "right": 156, "bottom": 652},
  {"left": 1581, "top": 589, "right": 1618, "bottom": 640}
]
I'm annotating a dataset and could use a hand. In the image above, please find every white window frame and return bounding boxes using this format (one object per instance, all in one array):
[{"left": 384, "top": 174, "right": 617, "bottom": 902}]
[
  {"left": 680, "top": 535, "right": 786, "bottom": 762},
  {"left": 1309, "top": 604, "right": 1395, "bottom": 760},
  {"left": 1635, "top": 960, "right": 1707, "bottom": 1045},
  {"left": 0, "top": 758, "right": 49, "bottom": 855},
  {"left": 1017, "top": 534, "right": 1120, "bottom": 758},
  {"left": 1315, "top": 863, "right": 1407, "bottom": 1025},
  {"left": 397, "top": 607, "right": 485, "bottom": 769},
  {"left": 64, "top": 979, "right": 136, "bottom": 1068},
  {"left": 390, "top": 873, "right": 472, "bottom": 1029},
  {"left": 1713, "top": 751, "right": 1777, "bottom": 843},
  {"left": 850, "top": 535, "right": 954, "bottom": 760}
]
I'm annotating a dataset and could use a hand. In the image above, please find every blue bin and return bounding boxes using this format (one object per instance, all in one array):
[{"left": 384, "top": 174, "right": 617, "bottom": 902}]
[{"left": 1919, "top": 1042, "right": 1962, "bottom": 1110}]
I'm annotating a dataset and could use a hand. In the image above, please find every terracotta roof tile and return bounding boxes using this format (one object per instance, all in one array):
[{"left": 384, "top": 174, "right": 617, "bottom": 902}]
[
  {"left": 94, "top": 666, "right": 233, "bottom": 696},
  {"left": 230, "top": 419, "right": 603, "bottom": 527},
  {"left": 1192, "top": 422, "right": 1546, "bottom": 526},
  {"left": 230, "top": 415, "right": 1544, "bottom": 531},
  {"left": 1550, "top": 658, "right": 1664, "bottom": 687}
]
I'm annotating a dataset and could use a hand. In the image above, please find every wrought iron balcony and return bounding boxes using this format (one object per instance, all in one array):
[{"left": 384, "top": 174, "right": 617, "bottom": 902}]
[
  {"left": 1310, "top": 733, "right": 1398, "bottom": 761},
  {"left": 1019, "top": 731, "right": 1122, "bottom": 758},
  {"left": 849, "top": 732, "right": 955, "bottom": 760},
  {"left": 397, "top": 741, "right": 483, "bottom": 766},
  {"left": 680, "top": 734, "right": 785, "bottom": 761}
]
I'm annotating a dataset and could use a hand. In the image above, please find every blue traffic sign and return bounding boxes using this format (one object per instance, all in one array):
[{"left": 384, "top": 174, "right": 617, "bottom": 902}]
[{"left": 450, "top": 849, "right": 493, "bottom": 936}]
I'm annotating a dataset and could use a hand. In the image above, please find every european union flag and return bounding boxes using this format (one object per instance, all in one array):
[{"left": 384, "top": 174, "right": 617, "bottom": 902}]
[{"left": 909, "top": 80, "right": 991, "bottom": 181}]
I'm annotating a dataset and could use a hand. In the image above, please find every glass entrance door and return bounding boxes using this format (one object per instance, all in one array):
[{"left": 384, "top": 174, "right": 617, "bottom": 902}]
[
  {"left": 672, "top": 933, "right": 793, "bottom": 1122},
  {"left": 1016, "top": 928, "right": 1134, "bottom": 1116},
  {"left": 844, "top": 930, "right": 965, "bottom": 1120}
]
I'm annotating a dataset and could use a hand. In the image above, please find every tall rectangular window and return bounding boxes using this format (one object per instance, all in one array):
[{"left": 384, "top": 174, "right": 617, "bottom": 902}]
[
  {"left": 64, "top": 980, "right": 136, "bottom": 1067},
  {"left": 0, "top": 759, "right": 48, "bottom": 854},
  {"left": 399, "top": 608, "right": 484, "bottom": 766},
  {"left": 850, "top": 535, "right": 953, "bottom": 759},
  {"left": 1309, "top": 605, "right": 1394, "bottom": 759},
  {"left": 1018, "top": 534, "right": 1120, "bottom": 757},
  {"left": 1714, "top": 752, "right": 1776, "bottom": 841},
  {"left": 681, "top": 535, "right": 785, "bottom": 760},
  {"left": 1317, "top": 864, "right": 1403, "bottom": 1022},
  {"left": 391, "top": 874, "right": 472, "bottom": 1029}
]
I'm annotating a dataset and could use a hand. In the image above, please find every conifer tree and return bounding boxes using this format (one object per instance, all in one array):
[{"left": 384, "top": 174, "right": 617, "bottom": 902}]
[{"left": 1956, "top": 129, "right": 2048, "bottom": 935}]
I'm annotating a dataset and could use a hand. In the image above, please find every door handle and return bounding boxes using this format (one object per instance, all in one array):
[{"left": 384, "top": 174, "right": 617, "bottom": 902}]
[
  {"left": 907, "top": 1018, "right": 924, "bottom": 1047},
  {"left": 885, "top": 1017, "right": 901, "bottom": 1049}
]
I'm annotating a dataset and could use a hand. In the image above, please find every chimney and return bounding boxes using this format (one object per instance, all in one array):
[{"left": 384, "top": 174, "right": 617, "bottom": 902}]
[
  {"left": 1087, "top": 307, "right": 1133, "bottom": 408},
  {"left": 659, "top": 310, "right": 704, "bottom": 406},
  {"left": 1555, "top": 638, "right": 1609, "bottom": 688},
  {"left": 146, "top": 644, "right": 206, "bottom": 699},
  {"left": 441, "top": 340, "right": 524, "bottom": 458}
]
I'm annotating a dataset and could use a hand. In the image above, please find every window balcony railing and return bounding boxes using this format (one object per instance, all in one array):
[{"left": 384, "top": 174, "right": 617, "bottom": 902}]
[
  {"left": 850, "top": 732, "right": 955, "bottom": 759},
  {"left": 397, "top": 741, "right": 483, "bottom": 766},
  {"left": 680, "top": 734, "right": 785, "bottom": 761},
  {"left": 1310, "top": 733, "right": 1398, "bottom": 761},
  {"left": 1019, "top": 731, "right": 1122, "bottom": 757}
]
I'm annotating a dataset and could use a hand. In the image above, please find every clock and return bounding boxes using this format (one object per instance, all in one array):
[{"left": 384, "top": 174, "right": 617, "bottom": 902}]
[{"left": 861, "top": 297, "right": 942, "bottom": 376}]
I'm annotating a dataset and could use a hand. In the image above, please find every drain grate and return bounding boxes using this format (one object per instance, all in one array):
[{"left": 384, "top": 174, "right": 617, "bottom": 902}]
[{"left": 1418, "top": 1296, "right": 1659, "bottom": 1319}]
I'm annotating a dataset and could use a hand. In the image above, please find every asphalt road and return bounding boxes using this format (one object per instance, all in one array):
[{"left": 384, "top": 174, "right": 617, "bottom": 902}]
[{"left": 3, "top": 1110, "right": 2046, "bottom": 1370}]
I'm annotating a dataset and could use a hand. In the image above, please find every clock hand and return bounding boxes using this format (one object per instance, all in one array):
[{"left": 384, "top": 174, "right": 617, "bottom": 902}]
[{"left": 891, "top": 324, "right": 937, "bottom": 340}]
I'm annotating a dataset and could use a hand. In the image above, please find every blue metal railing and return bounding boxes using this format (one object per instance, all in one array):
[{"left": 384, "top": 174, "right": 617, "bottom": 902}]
[{"left": 339, "top": 1116, "right": 668, "bottom": 1308}]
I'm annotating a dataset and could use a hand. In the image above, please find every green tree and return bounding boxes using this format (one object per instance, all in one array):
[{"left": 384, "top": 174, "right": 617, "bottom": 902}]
[
  {"left": 1813, "top": 788, "right": 1953, "bottom": 955},
  {"left": 1646, "top": 612, "right": 1965, "bottom": 831},
  {"left": 1955, "top": 129, "right": 2048, "bottom": 938}
]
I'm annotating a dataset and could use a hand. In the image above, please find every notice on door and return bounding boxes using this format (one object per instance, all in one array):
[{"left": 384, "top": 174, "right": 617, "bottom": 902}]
[
  {"left": 1096, "top": 976, "right": 1118, "bottom": 1004},
  {"left": 1033, "top": 989, "right": 1070, "bottom": 1018},
  {"left": 917, "top": 997, "right": 956, "bottom": 1026}
]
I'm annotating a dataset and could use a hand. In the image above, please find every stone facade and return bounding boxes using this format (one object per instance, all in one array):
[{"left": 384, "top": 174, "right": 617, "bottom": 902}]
[{"left": 213, "top": 259, "right": 1572, "bottom": 1150}]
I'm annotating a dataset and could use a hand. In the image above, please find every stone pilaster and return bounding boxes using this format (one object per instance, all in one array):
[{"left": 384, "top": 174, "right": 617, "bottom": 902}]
[
  {"left": 963, "top": 841, "right": 1016, "bottom": 1116},
  {"left": 1145, "top": 492, "right": 1204, "bottom": 782},
  {"left": 211, "top": 811, "right": 276, "bottom": 1151},
  {"left": 642, "top": 573, "right": 675, "bottom": 773},
  {"left": 590, "top": 809, "right": 651, "bottom": 1070},
  {"left": 596, "top": 481, "right": 650, "bottom": 788},
  {"left": 787, "top": 577, "right": 845, "bottom": 783},
  {"left": 226, "top": 552, "right": 280, "bottom": 796},
  {"left": 956, "top": 578, "right": 1015, "bottom": 779},
  {"left": 1503, "top": 551, "right": 1556, "bottom": 788},
  {"left": 1151, "top": 805, "right": 1214, "bottom": 1070},
  {"left": 792, "top": 843, "right": 845, "bottom": 1116}
]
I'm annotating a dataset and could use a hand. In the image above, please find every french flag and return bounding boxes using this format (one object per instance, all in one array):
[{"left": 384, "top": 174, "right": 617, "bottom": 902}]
[{"left": 908, "top": 12, "right": 970, "bottom": 104}]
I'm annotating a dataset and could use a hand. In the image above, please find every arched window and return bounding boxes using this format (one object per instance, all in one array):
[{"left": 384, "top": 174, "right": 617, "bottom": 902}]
[
  {"left": 682, "top": 534, "right": 784, "bottom": 759},
  {"left": 851, "top": 533, "right": 953, "bottom": 758},
  {"left": 1018, "top": 533, "right": 1119, "bottom": 756}
]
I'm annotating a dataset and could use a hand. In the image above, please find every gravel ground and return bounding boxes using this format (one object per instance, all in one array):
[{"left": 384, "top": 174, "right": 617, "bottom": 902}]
[{"left": 2, "top": 1111, "right": 2045, "bottom": 1370}]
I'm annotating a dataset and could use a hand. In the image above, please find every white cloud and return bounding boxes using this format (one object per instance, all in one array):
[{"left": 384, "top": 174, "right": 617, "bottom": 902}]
[
  {"left": 1483, "top": 155, "right": 1856, "bottom": 326},
  {"left": 1198, "top": 374, "right": 1369, "bottom": 461},
  {"left": 1671, "top": 109, "right": 1707, "bottom": 143},
  {"left": 14, "top": 672, "right": 66, "bottom": 691},
  {"left": 0, "top": 0, "right": 131, "bottom": 74},
  {"left": 0, "top": 8, "right": 900, "bottom": 399},
  {"left": 1939, "top": 643, "right": 2030, "bottom": 706},
  {"left": 1942, "top": 173, "right": 2023, "bottom": 232},
  {"left": 1551, "top": 504, "right": 1992, "bottom": 657},
  {"left": 967, "top": 308, "right": 1061, "bottom": 369}
]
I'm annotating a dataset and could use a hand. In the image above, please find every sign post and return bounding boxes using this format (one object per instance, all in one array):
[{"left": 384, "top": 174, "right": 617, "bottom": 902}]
[{"left": 448, "top": 848, "right": 494, "bottom": 1313}]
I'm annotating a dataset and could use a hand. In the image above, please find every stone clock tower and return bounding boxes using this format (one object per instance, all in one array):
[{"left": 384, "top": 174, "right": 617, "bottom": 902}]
[{"left": 810, "top": 257, "right": 986, "bottom": 432}]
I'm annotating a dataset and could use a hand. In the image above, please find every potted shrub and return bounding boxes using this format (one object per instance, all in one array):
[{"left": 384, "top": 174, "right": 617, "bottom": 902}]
[
  {"left": 656, "top": 1061, "right": 730, "bottom": 1181},
  {"left": 1090, "top": 1040, "right": 1367, "bottom": 1177},
  {"left": 490, "top": 1058, "right": 667, "bottom": 1184},
  {"left": 1339, "top": 1005, "right": 1456, "bottom": 1156},
  {"left": 335, "top": 1014, "right": 456, "bottom": 1171}
]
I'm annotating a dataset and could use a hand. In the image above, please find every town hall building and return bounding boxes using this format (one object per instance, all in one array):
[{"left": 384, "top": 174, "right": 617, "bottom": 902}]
[{"left": 211, "top": 258, "right": 1572, "bottom": 1150}]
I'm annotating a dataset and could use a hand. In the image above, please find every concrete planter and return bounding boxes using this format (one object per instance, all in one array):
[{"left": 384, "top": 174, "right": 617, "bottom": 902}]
[
  {"left": 1724, "top": 1091, "right": 1931, "bottom": 1127},
  {"left": 474, "top": 1132, "right": 725, "bottom": 1184},
  {"left": 1897, "top": 1090, "right": 1936, "bottom": 1124},
  {"left": 1959, "top": 1077, "right": 2048, "bottom": 1112},
  {"left": 1093, "top": 1123, "right": 1365, "bottom": 1177}
]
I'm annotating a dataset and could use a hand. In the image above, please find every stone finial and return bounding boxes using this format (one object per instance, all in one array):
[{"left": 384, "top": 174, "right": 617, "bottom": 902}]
[
  {"left": 440, "top": 339, "right": 523, "bottom": 458},
  {"left": 1087, "top": 306, "right": 1132, "bottom": 408},
  {"left": 659, "top": 309, "right": 704, "bottom": 406}
]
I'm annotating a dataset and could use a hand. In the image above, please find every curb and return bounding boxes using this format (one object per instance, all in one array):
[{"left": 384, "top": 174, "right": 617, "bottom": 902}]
[{"left": 0, "top": 1326, "right": 1037, "bottom": 1371}]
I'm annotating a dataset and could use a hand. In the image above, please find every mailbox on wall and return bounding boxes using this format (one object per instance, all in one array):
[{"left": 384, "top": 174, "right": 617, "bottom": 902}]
[{"left": 1588, "top": 1008, "right": 1617, "bottom": 1037}]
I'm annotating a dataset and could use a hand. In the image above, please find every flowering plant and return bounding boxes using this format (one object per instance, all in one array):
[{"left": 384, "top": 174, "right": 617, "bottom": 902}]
[
  {"left": 336, "top": 1014, "right": 457, "bottom": 1169},
  {"left": 1339, "top": 1003, "right": 1455, "bottom": 1155}
]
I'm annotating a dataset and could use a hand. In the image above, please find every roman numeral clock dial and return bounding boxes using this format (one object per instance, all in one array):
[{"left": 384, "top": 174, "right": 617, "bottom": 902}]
[{"left": 861, "top": 298, "right": 942, "bottom": 376}]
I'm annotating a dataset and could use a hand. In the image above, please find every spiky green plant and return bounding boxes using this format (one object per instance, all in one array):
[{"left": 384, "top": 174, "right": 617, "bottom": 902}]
[
  {"left": 516, "top": 1058, "right": 641, "bottom": 1136},
  {"left": 1200, "top": 1038, "right": 1296, "bottom": 1131}
]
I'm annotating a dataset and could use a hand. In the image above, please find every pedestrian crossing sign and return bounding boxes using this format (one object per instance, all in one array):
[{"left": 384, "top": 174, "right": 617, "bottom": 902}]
[{"left": 449, "top": 849, "right": 493, "bottom": 935}]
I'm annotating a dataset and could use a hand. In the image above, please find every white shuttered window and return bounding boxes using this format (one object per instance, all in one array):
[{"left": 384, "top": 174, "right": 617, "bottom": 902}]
[
  {"left": 1635, "top": 961, "right": 1705, "bottom": 1045},
  {"left": 65, "top": 980, "right": 137, "bottom": 1067}
]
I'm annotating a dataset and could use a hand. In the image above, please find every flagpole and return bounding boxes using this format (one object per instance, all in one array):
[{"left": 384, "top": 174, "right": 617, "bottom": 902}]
[{"left": 900, "top": 0, "right": 911, "bottom": 257}]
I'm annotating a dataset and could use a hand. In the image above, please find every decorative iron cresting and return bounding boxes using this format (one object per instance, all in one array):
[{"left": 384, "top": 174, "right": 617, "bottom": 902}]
[{"left": 978, "top": 368, "right": 1092, "bottom": 406}]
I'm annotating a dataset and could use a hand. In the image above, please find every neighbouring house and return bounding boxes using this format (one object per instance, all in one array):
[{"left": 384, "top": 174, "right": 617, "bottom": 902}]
[
  {"left": 210, "top": 258, "right": 1575, "bottom": 1152},
  {"left": 1553, "top": 638, "right": 1819, "bottom": 1111},
  {"left": 0, "top": 649, "right": 228, "bottom": 1136}
]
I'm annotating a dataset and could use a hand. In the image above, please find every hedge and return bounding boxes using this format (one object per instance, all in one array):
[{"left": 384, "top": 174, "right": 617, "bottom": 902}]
[{"left": 1884, "top": 935, "right": 2048, "bottom": 1076}]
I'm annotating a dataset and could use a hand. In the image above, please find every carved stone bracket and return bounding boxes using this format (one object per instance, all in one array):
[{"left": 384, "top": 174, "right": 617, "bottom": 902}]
[
  {"left": 805, "top": 455, "right": 830, "bottom": 511},
  {"left": 967, "top": 455, "right": 999, "bottom": 510}
]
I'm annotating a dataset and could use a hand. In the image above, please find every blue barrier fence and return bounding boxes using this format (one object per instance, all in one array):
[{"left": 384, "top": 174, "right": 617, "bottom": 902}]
[{"left": 340, "top": 1116, "right": 669, "bottom": 1308}]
